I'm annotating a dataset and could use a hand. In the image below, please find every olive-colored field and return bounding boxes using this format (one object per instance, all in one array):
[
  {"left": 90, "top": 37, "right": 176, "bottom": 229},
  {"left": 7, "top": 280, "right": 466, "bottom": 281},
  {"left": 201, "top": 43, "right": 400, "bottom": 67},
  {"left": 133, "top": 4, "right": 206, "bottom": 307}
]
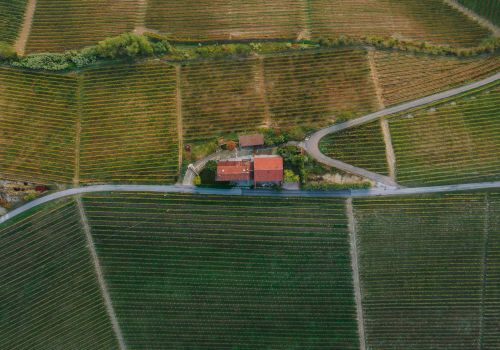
[
  {"left": 26, "top": 0, "right": 137, "bottom": 53},
  {"left": 82, "top": 192, "right": 359, "bottom": 349},
  {"left": 309, "top": 0, "right": 491, "bottom": 47},
  {"left": 354, "top": 192, "right": 499, "bottom": 349},
  {"left": 0, "top": 0, "right": 27, "bottom": 44},
  {"left": 0, "top": 198, "right": 118, "bottom": 350},
  {"left": 79, "top": 61, "right": 179, "bottom": 184}
]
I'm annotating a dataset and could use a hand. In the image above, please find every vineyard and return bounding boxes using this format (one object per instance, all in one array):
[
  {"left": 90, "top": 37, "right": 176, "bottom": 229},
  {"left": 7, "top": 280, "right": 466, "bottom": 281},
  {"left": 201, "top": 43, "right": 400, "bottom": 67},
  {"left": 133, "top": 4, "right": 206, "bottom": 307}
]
[
  {"left": 25, "top": 0, "right": 137, "bottom": 53},
  {"left": 79, "top": 61, "right": 179, "bottom": 184},
  {"left": 353, "top": 192, "right": 498, "bottom": 349},
  {"left": 0, "top": 198, "right": 118, "bottom": 350},
  {"left": 373, "top": 51, "right": 500, "bottom": 106},
  {"left": 146, "top": 0, "right": 307, "bottom": 41},
  {"left": 0, "top": 67, "right": 78, "bottom": 184},
  {"left": 82, "top": 192, "right": 359, "bottom": 349},
  {"left": 457, "top": 0, "right": 500, "bottom": 26},
  {"left": 0, "top": 0, "right": 27, "bottom": 44},
  {"left": 319, "top": 121, "right": 388, "bottom": 175},
  {"left": 389, "top": 84, "right": 500, "bottom": 186},
  {"left": 309, "top": 0, "right": 491, "bottom": 47}
]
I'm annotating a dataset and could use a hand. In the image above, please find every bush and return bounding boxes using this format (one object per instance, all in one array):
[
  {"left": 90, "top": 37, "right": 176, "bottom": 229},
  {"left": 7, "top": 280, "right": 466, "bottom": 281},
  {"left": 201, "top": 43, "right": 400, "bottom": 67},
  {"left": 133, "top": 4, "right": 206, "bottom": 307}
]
[
  {"left": 0, "top": 42, "right": 17, "bottom": 61},
  {"left": 199, "top": 160, "right": 217, "bottom": 184},
  {"left": 284, "top": 169, "right": 300, "bottom": 183},
  {"left": 262, "top": 128, "right": 288, "bottom": 146},
  {"left": 277, "top": 145, "right": 309, "bottom": 182},
  {"left": 96, "top": 33, "right": 154, "bottom": 59},
  {"left": 193, "top": 175, "right": 201, "bottom": 186},
  {"left": 12, "top": 53, "right": 71, "bottom": 70}
]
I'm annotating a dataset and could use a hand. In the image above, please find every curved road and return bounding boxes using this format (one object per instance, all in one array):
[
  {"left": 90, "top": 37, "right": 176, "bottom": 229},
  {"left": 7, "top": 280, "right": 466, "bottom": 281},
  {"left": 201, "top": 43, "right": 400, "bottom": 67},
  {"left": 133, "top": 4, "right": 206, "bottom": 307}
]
[
  {"left": 303, "top": 73, "right": 500, "bottom": 186},
  {"left": 2, "top": 181, "right": 500, "bottom": 225}
]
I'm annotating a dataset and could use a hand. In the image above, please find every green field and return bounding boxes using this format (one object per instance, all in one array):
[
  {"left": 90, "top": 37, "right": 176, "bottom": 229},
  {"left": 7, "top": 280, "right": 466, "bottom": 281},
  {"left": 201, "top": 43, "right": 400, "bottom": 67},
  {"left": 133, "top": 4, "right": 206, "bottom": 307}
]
[
  {"left": 82, "top": 192, "right": 359, "bottom": 349},
  {"left": 457, "top": 0, "right": 500, "bottom": 26},
  {"left": 0, "top": 67, "right": 78, "bottom": 183},
  {"left": 309, "top": 0, "right": 491, "bottom": 47},
  {"left": 390, "top": 85, "right": 500, "bottom": 186},
  {"left": 0, "top": 198, "right": 118, "bottom": 350},
  {"left": 319, "top": 121, "right": 388, "bottom": 175},
  {"left": 146, "top": 0, "right": 308, "bottom": 41},
  {"left": 353, "top": 192, "right": 498, "bottom": 349},
  {"left": 26, "top": 0, "right": 137, "bottom": 53},
  {"left": 79, "top": 61, "right": 179, "bottom": 184},
  {"left": 0, "top": 0, "right": 27, "bottom": 44}
]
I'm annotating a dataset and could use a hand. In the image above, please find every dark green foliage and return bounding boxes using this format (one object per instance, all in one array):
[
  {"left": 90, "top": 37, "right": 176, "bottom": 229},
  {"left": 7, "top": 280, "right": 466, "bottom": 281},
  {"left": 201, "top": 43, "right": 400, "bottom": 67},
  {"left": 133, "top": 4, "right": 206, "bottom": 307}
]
[
  {"left": 457, "top": 0, "right": 500, "bottom": 26},
  {"left": 262, "top": 128, "right": 288, "bottom": 146},
  {"left": 95, "top": 33, "right": 154, "bottom": 59},
  {"left": 277, "top": 145, "right": 309, "bottom": 182},
  {"left": 199, "top": 160, "right": 217, "bottom": 184}
]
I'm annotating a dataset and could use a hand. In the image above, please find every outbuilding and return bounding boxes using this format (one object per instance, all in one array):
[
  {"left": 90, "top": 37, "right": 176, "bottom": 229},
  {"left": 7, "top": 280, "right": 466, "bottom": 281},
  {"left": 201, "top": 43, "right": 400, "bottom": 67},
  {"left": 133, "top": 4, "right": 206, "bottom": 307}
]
[
  {"left": 253, "top": 155, "right": 283, "bottom": 187},
  {"left": 239, "top": 134, "right": 264, "bottom": 148},
  {"left": 216, "top": 159, "right": 252, "bottom": 185}
]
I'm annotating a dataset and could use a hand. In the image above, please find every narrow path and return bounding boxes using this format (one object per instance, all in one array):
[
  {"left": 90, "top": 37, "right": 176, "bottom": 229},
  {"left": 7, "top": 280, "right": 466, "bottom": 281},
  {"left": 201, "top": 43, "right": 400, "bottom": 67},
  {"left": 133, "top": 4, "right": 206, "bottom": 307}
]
[
  {"left": 255, "top": 57, "right": 272, "bottom": 127},
  {"left": 175, "top": 64, "right": 184, "bottom": 173},
  {"left": 297, "top": 0, "right": 312, "bottom": 40},
  {"left": 73, "top": 75, "right": 83, "bottom": 186},
  {"left": 2, "top": 181, "right": 500, "bottom": 225},
  {"left": 367, "top": 49, "right": 385, "bottom": 110},
  {"left": 346, "top": 198, "right": 366, "bottom": 350},
  {"left": 443, "top": 0, "right": 500, "bottom": 37},
  {"left": 380, "top": 118, "right": 396, "bottom": 180},
  {"left": 14, "top": 0, "right": 37, "bottom": 56},
  {"left": 134, "top": 0, "right": 148, "bottom": 33},
  {"left": 478, "top": 193, "right": 490, "bottom": 349},
  {"left": 76, "top": 197, "right": 127, "bottom": 350}
]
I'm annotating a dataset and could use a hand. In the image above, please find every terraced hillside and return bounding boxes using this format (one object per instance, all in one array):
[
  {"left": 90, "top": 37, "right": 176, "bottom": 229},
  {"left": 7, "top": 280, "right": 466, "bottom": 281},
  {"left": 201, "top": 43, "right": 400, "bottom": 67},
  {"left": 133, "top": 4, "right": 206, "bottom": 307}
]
[
  {"left": 353, "top": 192, "right": 499, "bottom": 349},
  {"left": 0, "top": 0, "right": 27, "bottom": 44},
  {"left": 389, "top": 84, "right": 500, "bottom": 186},
  {"left": 457, "top": 0, "right": 500, "bottom": 26},
  {"left": 82, "top": 192, "right": 359, "bottom": 349},
  {"left": 0, "top": 67, "right": 78, "bottom": 183},
  {"left": 319, "top": 121, "right": 388, "bottom": 175},
  {"left": 373, "top": 51, "right": 500, "bottom": 106},
  {"left": 309, "top": 0, "right": 491, "bottom": 47},
  {"left": 79, "top": 61, "right": 179, "bottom": 184},
  {"left": 25, "top": 0, "right": 137, "bottom": 53},
  {"left": 146, "top": 0, "right": 308, "bottom": 41},
  {"left": 0, "top": 198, "right": 118, "bottom": 350}
]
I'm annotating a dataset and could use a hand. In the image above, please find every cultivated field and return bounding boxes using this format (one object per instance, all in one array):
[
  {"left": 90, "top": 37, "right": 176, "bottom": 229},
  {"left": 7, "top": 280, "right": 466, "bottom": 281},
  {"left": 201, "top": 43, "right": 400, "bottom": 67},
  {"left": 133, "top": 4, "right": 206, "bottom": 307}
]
[
  {"left": 0, "top": 67, "right": 78, "bottom": 183},
  {"left": 373, "top": 51, "right": 500, "bottom": 106},
  {"left": 457, "top": 0, "right": 500, "bottom": 26},
  {"left": 79, "top": 61, "right": 179, "bottom": 184},
  {"left": 0, "top": 198, "right": 118, "bottom": 349},
  {"left": 353, "top": 192, "right": 498, "bottom": 349},
  {"left": 25, "top": 0, "right": 137, "bottom": 53},
  {"left": 389, "top": 84, "right": 500, "bottom": 186},
  {"left": 146, "top": 0, "right": 308, "bottom": 41},
  {"left": 309, "top": 0, "right": 491, "bottom": 47},
  {"left": 319, "top": 121, "right": 388, "bottom": 175},
  {"left": 82, "top": 192, "right": 359, "bottom": 349},
  {"left": 0, "top": 0, "right": 27, "bottom": 44}
]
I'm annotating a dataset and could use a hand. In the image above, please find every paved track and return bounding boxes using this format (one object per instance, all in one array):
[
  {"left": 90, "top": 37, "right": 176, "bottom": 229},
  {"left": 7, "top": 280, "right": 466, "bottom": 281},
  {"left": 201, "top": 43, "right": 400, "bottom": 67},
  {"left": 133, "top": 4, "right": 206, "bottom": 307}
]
[
  {"left": 2, "top": 181, "right": 500, "bottom": 225},
  {"left": 303, "top": 73, "right": 500, "bottom": 185}
]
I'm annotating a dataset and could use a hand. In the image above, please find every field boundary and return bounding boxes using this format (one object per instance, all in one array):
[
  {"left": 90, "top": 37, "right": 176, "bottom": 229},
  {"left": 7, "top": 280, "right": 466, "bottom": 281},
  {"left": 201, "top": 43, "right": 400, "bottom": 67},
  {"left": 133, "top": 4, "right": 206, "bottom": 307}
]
[
  {"left": 73, "top": 75, "right": 83, "bottom": 186},
  {"left": 256, "top": 57, "right": 272, "bottom": 127},
  {"left": 175, "top": 64, "right": 184, "bottom": 172},
  {"left": 443, "top": 0, "right": 500, "bottom": 37},
  {"left": 380, "top": 118, "right": 396, "bottom": 180},
  {"left": 346, "top": 198, "right": 366, "bottom": 350},
  {"left": 478, "top": 193, "right": 490, "bottom": 349},
  {"left": 76, "top": 196, "right": 127, "bottom": 350},
  {"left": 14, "top": 0, "right": 37, "bottom": 55}
]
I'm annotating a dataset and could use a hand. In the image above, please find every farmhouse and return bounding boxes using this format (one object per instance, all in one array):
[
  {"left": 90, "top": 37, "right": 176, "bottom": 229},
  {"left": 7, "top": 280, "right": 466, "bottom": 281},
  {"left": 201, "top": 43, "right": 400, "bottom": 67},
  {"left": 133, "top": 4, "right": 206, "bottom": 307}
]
[
  {"left": 239, "top": 133, "right": 264, "bottom": 148},
  {"left": 253, "top": 155, "right": 283, "bottom": 186},
  {"left": 216, "top": 159, "right": 252, "bottom": 185}
]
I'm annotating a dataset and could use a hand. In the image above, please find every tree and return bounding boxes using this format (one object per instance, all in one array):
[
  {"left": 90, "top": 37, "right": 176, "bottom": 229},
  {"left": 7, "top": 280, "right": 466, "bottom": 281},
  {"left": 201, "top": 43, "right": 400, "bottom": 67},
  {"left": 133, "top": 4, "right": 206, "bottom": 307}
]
[{"left": 96, "top": 33, "right": 154, "bottom": 59}]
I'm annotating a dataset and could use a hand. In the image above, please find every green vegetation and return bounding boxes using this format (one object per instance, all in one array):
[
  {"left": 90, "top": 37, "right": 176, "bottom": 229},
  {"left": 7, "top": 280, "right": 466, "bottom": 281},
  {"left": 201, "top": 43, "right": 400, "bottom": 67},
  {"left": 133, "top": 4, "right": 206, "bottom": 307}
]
[
  {"left": 310, "top": 0, "right": 492, "bottom": 47},
  {"left": 0, "top": 0, "right": 27, "bottom": 44},
  {"left": 457, "top": 0, "right": 500, "bottom": 26},
  {"left": 390, "top": 85, "right": 500, "bottom": 186},
  {"left": 319, "top": 121, "right": 389, "bottom": 176},
  {"left": 79, "top": 61, "right": 179, "bottom": 184},
  {"left": 0, "top": 67, "right": 78, "bottom": 183},
  {"left": 0, "top": 198, "right": 118, "bottom": 349},
  {"left": 0, "top": 42, "right": 18, "bottom": 60},
  {"left": 198, "top": 160, "right": 217, "bottom": 184},
  {"left": 373, "top": 50, "right": 500, "bottom": 106},
  {"left": 25, "top": 0, "right": 137, "bottom": 53},
  {"left": 82, "top": 192, "right": 359, "bottom": 349},
  {"left": 353, "top": 192, "right": 498, "bottom": 349}
]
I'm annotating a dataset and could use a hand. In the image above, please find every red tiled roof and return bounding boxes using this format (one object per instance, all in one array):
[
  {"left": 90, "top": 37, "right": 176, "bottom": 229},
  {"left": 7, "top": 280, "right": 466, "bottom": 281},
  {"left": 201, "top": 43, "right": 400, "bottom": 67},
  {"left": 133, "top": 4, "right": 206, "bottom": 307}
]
[
  {"left": 216, "top": 160, "right": 252, "bottom": 181},
  {"left": 254, "top": 156, "right": 283, "bottom": 182},
  {"left": 239, "top": 134, "right": 264, "bottom": 147}
]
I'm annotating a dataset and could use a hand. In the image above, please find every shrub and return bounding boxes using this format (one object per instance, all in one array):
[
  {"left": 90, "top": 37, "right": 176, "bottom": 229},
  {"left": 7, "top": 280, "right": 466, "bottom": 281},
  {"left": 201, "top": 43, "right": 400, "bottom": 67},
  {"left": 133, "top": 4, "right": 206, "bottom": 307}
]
[
  {"left": 96, "top": 33, "right": 154, "bottom": 59},
  {"left": 193, "top": 175, "right": 202, "bottom": 186},
  {"left": 284, "top": 169, "right": 300, "bottom": 183},
  {"left": 199, "top": 160, "right": 217, "bottom": 184},
  {"left": 0, "top": 42, "right": 17, "bottom": 61},
  {"left": 11, "top": 53, "right": 71, "bottom": 70}
]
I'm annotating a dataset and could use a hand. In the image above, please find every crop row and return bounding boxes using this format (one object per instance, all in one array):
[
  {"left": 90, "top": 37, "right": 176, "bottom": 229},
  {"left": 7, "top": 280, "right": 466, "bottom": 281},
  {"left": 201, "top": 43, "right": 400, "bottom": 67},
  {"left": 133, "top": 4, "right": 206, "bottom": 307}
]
[
  {"left": 26, "top": 0, "right": 138, "bottom": 53},
  {"left": 457, "top": 0, "right": 500, "bottom": 26},
  {"left": 0, "top": 198, "right": 118, "bottom": 350},
  {"left": 0, "top": 0, "right": 27, "bottom": 44},
  {"left": 353, "top": 192, "right": 499, "bottom": 349},
  {"left": 319, "top": 120, "right": 388, "bottom": 175},
  {"left": 374, "top": 51, "right": 500, "bottom": 106},
  {"left": 82, "top": 192, "right": 359, "bottom": 349},
  {"left": 79, "top": 61, "right": 179, "bottom": 184},
  {"left": 389, "top": 84, "right": 500, "bottom": 186},
  {"left": 309, "top": 0, "right": 490, "bottom": 47}
]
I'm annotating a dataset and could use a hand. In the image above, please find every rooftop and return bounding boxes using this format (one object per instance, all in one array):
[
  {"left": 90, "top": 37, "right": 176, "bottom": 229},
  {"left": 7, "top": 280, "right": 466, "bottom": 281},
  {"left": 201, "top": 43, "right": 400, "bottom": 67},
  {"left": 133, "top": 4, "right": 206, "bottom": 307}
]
[
  {"left": 239, "top": 134, "right": 264, "bottom": 147},
  {"left": 254, "top": 156, "right": 283, "bottom": 182},
  {"left": 216, "top": 159, "right": 252, "bottom": 182}
]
